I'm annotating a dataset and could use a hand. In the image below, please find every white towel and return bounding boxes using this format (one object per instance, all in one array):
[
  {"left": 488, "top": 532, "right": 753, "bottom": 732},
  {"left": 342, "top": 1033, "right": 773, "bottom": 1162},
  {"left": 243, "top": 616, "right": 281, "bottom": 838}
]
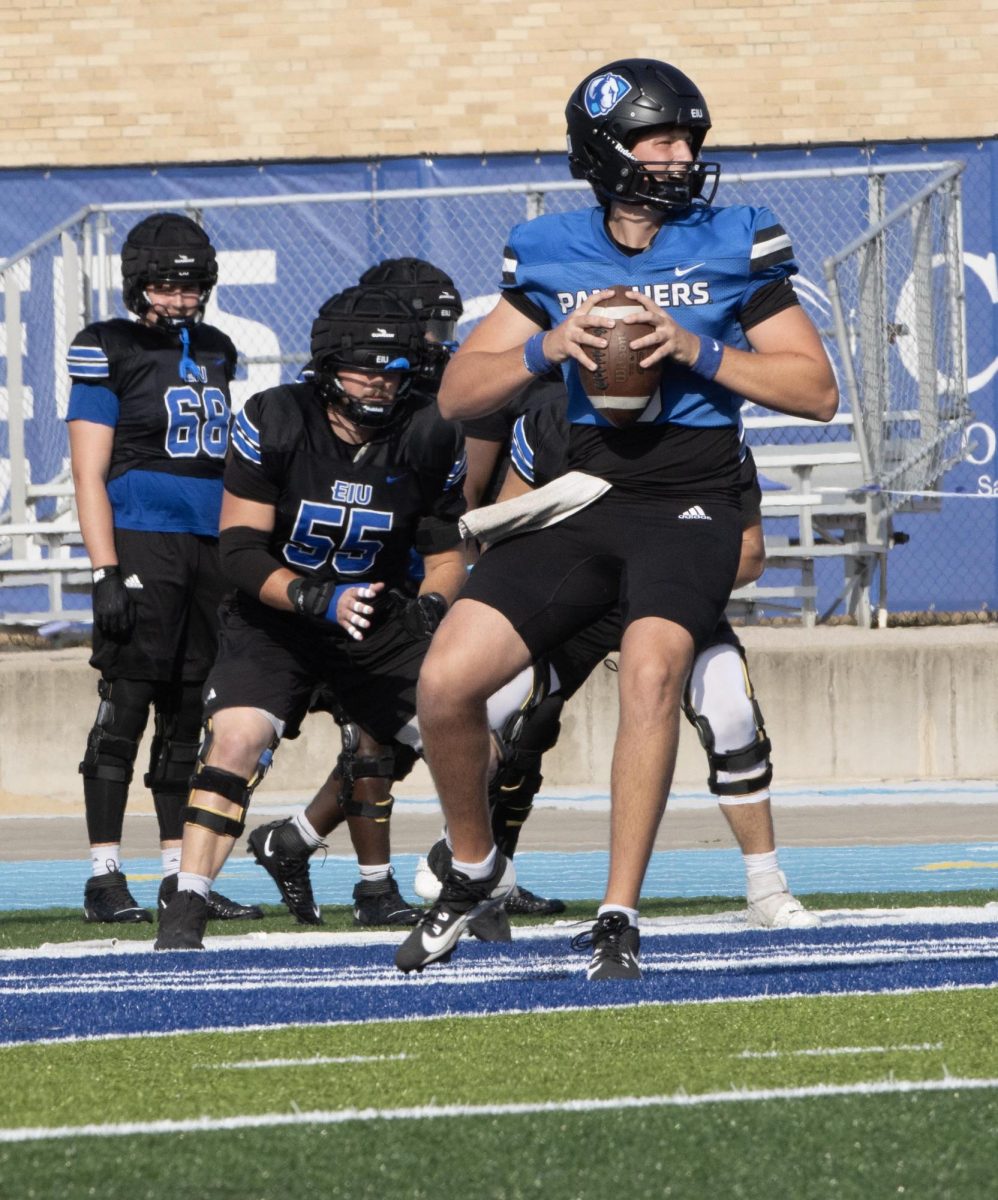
[{"left": 459, "top": 471, "right": 611, "bottom": 544}]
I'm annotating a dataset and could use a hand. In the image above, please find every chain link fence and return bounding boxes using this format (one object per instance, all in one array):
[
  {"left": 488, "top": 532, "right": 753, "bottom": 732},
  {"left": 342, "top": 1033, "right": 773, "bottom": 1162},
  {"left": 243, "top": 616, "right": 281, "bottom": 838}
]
[{"left": 0, "top": 163, "right": 975, "bottom": 623}]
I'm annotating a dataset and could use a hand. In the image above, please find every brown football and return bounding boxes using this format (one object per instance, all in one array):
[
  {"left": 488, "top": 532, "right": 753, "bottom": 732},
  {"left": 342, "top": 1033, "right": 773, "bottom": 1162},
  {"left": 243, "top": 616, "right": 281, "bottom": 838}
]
[{"left": 577, "top": 286, "right": 662, "bottom": 427}]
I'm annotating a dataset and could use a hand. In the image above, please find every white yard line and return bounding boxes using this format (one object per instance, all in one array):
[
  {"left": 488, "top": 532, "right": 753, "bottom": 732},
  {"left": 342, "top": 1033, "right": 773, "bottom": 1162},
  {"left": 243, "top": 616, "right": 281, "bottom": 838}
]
[
  {"left": 1, "top": 1076, "right": 996, "bottom": 1144},
  {"left": 736, "top": 1042, "right": 944, "bottom": 1059},
  {"left": 204, "top": 1053, "right": 410, "bottom": 1070}
]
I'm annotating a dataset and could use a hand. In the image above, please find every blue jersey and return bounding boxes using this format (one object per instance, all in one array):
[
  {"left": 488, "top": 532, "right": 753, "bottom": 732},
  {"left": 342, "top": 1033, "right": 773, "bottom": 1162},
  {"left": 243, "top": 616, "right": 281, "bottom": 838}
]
[{"left": 500, "top": 203, "right": 798, "bottom": 430}]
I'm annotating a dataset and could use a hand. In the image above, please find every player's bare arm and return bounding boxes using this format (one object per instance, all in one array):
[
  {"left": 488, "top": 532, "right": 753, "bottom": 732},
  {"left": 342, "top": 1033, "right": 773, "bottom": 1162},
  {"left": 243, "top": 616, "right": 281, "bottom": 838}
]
[
  {"left": 420, "top": 546, "right": 467, "bottom": 608},
  {"left": 622, "top": 289, "right": 838, "bottom": 422},
  {"left": 68, "top": 420, "right": 118, "bottom": 568},
  {"left": 438, "top": 294, "right": 615, "bottom": 420}
]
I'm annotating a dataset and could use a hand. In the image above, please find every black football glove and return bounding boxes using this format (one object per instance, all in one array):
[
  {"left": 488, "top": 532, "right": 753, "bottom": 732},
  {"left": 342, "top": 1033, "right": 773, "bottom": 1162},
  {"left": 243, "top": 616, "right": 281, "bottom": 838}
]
[
  {"left": 287, "top": 577, "right": 340, "bottom": 622},
  {"left": 401, "top": 592, "right": 448, "bottom": 640},
  {"left": 91, "top": 565, "right": 136, "bottom": 638}
]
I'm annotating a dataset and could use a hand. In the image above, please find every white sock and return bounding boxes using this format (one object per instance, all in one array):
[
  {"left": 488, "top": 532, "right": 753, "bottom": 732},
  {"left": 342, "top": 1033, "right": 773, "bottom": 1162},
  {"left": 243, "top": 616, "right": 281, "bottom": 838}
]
[
  {"left": 451, "top": 846, "right": 497, "bottom": 881},
  {"left": 293, "top": 812, "right": 326, "bottom": 848},
  {"left": 177, "top": 872, "right": 212, "bottom": 900},
  {"left": 161, "top": 848, "right": 181, "bottom": 877},
  {"left": 744, "top": 852, "right": 783, "bottom": 898},
  {"left": 598, "top": 904, "right": 639, "bottom": 927},
  {"left": 91, "top": 846, "right": 121, "bottom": 876},
  {"left": 358, "top": 863, "right": 391, "bottom": 883}
]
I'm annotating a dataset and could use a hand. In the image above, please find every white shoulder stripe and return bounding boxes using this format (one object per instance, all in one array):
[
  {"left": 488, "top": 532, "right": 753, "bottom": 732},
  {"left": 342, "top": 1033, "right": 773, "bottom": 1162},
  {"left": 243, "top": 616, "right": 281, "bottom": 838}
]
[{"left": 750, "top": 233, "right": 792, "bottom": 260}]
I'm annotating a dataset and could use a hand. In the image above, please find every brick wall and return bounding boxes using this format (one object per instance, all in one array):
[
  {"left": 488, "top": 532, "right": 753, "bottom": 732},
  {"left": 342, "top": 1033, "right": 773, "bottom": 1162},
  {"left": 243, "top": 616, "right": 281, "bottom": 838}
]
[{"left": 1, "top": 0, "right": 995, "bottom": 167}]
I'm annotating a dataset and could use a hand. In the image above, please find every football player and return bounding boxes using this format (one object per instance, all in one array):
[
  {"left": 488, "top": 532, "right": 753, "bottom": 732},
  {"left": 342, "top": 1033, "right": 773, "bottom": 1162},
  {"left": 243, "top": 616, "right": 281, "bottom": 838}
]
[
  {"left": 399, "top": 59, "right": 837, "bottom": 979},
  {"left": 415, "top": 402, "right": 818, "bottom": 932},
  {"left": 156, "top": 284, "right": 529, "bottom": 950},
  {"left": 245, "top": 260, "right": 564, "bottom": 925},
  {"left": 68, "top": 212, "right": 261, "bottom": 926}
]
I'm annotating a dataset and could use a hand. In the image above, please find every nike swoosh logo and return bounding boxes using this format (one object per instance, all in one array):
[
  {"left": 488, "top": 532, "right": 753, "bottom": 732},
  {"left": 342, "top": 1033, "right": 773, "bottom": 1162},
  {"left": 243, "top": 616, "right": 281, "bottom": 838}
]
[
  {"left": 386, "top": 473, "right": 408, "bottom": 484},
  {"left": 674, "top": 262, "right": 705, "bottom": 278},
  {"left": 419, "top": 911, "right": 457, "bottom": 954},
  {"left": 262, "top": 831, "right": 275, "bottom": 858}
]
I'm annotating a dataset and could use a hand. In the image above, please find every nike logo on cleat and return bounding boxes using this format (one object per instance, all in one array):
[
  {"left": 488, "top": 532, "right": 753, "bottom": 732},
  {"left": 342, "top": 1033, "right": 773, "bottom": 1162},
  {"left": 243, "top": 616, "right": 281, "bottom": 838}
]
[{"left": 262, "top": 831, "right": 276, "bottom": 858}]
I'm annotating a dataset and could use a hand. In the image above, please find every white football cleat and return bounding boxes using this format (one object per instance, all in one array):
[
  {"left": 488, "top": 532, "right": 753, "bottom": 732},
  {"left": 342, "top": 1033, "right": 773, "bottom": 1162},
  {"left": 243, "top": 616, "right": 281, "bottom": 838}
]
[{"left": 746, "top": 870, "right": 820, "bottom": 930}]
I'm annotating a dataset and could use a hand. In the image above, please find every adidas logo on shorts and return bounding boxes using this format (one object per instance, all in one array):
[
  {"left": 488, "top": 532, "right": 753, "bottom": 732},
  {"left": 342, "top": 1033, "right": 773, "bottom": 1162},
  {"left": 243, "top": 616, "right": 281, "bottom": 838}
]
[{"left": 678, "top": 505, "right": 711, "bottom": 520}]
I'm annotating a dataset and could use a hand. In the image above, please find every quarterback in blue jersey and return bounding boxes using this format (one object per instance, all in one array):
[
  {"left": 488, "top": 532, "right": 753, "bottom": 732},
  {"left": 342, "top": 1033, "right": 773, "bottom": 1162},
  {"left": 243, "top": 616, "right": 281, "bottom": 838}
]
[
  {"left": 67, "top": 212, "right": 259, "bottom": 927},
  {"left": 399, "top": 58, "right": 837, "bottom": 979}
]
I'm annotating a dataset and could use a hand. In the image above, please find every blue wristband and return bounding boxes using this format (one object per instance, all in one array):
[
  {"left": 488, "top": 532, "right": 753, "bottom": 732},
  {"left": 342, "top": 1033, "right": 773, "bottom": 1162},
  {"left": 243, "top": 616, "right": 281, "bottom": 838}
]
[
  {"left": 328, "top": 583, "right": 355, "bottom": 621},
  {"left": 692, "top": 336, "right": 724, "bottom": 380},
  {"left": 523, "top": 332, "right": 553, "bottom": 377}
]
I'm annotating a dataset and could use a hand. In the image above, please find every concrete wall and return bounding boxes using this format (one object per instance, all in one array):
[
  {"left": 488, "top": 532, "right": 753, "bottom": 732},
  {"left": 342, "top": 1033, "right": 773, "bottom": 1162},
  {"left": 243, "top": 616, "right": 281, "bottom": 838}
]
[
  {"left": 2, "top": 624, "right": 996, "bottom": 815},
  {"left": 1, "top": 1, "right": 995, "bottom": 167}
]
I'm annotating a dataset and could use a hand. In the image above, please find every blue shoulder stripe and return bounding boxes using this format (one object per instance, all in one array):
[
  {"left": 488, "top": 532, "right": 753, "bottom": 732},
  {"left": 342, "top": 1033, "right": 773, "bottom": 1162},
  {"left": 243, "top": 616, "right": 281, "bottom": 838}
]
[
  {"left": 66, "top": 344, "right": 110, "bottom": 379},
  {"left": 231, "top": 422, "right": 262, "bottom": 465},
  {"left": 510, "top": 415, "right": 535, "bottom": 483},
  {"left": 234, "top": 408, "right": 261, "bottom": 448},
  {"left": 445, "top": 448, "right": 468, "bottom": 490}
]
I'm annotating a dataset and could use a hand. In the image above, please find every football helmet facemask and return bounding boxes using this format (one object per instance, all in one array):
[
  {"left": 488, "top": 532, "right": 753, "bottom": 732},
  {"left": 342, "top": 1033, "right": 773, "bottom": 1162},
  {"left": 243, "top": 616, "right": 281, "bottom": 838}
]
[
  {"left": 309, "top": 285, "right": 426, "bottom": 429},
  {"left": 565, "top": 59, "right": 720, "bottom": 213},
  {"left": 359, "top": 258, "right": 463, "bottom": 388},
  {"left": 121, "top": 212, "right": 218, "bottom": 328}
]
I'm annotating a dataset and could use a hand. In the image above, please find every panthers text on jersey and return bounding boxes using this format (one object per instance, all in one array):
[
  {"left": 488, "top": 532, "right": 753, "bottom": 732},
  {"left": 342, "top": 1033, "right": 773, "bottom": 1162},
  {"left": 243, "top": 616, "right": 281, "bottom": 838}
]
[
  {"left": 226, "top": 382, "right": 466, "bottom": 600},
  {"left": 498, "top": 203, "right": 798, "bottom": 498},
  {"left": 501, "top": 203, "right": 799, "bottom": 431},
  {"left": 66, "top": 318, "right": 237, "bottom": 536}
]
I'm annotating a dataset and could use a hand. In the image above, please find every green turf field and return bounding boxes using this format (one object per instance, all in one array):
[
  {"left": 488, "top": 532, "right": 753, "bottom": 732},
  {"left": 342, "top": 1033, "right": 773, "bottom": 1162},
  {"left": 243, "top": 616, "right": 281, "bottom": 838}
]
[
  {"left": 1, "top": 989, "right": 996, "bottom": 1199},
  {"left": 2, "top": 890, "right": 996, "bottom": 1199}
]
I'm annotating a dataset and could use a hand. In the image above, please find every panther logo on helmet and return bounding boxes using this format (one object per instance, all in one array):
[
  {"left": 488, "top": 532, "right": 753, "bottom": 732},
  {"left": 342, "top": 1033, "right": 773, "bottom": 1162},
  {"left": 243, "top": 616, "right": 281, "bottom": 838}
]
[
  {"left": 566, "top": 59, "right": 721, "bottom": 214},
  {"left": 584, "top": 72, "right": 631, "bottom": 117}
]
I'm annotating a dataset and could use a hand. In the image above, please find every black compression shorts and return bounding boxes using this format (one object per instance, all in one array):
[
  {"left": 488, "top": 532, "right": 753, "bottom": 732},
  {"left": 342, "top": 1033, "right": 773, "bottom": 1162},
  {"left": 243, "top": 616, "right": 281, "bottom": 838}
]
[
  {"left": 90, "top": 529, "right": 225, "bottom": 684},
  {"left": 461, "top": 489, "right": 741, "bottom": 662},
  {"left": 202, "top": 591, "right": 429, "bottom": 744}
]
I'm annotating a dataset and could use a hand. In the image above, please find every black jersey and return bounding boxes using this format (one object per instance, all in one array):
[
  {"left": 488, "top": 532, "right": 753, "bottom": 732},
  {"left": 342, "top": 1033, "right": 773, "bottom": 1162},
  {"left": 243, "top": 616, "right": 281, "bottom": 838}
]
[
  {"left": 227, "top": 382, "right": 467, "bottom": 593},
  {"left": 66, "top": 318, "right": 237, "bottom": 535},
  {"left": 67, "top": 319, "right": 237, "bottom": 481},
  {"left": 511, "top": 401, "right": 756, "bottom": 519}
]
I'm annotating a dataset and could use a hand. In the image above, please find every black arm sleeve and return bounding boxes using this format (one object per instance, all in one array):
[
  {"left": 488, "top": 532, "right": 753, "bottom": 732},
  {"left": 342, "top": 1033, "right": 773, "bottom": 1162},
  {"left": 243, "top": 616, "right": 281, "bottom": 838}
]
[
  {"left": 501, "top": 287, "right": 551, "bottom": 329},
  {"left": 219, "top": 524, "right": 284, "bottom": 598},
  {"left": 738, "top": 276, "right": 800, "bottom": 332}
]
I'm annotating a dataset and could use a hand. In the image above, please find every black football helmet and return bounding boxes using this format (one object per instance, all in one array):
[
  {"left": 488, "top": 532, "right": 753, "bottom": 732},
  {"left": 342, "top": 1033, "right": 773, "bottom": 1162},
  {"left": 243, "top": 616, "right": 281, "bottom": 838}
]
[
  {"left": 309, "top": 285, "right": 425, "bottom": 428},
  {"left": 121, "top": 213, "right": 218, "bottom": 326},
  {"left": 359, "top": 258, "right": 463, "bottom": 388},
  {"left": 566, "top": 59, "right": 720, "bottom": 212}
]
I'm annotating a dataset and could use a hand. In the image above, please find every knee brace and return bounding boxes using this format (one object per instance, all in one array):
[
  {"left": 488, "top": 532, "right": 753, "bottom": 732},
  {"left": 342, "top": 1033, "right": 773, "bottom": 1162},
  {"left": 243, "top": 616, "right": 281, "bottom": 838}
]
[
  {"left": 144, "top": 683, "right": 204, "bottom": 795},
  {"left": 334, "top": 722, "right": 396, "bottom": 822},
  {"left": 489, "top": 668, "right": 564, "bottom": 856},
  {"left": 79, "top": 678, "right": 151, "bottom": 787},
  {"left": 683, "top": 644, "right": 772, "bottom": 800},
  {"left": 182, "top": 718, "right": 276, "bottom": 840}
]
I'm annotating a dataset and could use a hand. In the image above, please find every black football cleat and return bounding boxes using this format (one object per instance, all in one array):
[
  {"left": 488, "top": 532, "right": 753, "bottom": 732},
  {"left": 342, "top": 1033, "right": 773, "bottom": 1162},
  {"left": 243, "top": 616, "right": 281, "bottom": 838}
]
[
  {"left": 395, "top": 854, "right": 515, "bottom": 974},
  {"left": 83, "top": 871, "right": 153, "bottom": 924},
  {"left": 352, "top": 872, "right": 422, "bottom": 927},
  {"left": 158, "top": 873, "right": 263, "bottom": 922},
  {"left": 571, "top": 912, "right": 641, "bottom": 980},
  {"left": 154, "top": 890, "right": 209, "bottom": 951},
  {"left": 414, "top": 837, "right": 565, "bottom": 916},
  {"left": 247, "top": 819, "right": 323, "bottom": 925}
]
